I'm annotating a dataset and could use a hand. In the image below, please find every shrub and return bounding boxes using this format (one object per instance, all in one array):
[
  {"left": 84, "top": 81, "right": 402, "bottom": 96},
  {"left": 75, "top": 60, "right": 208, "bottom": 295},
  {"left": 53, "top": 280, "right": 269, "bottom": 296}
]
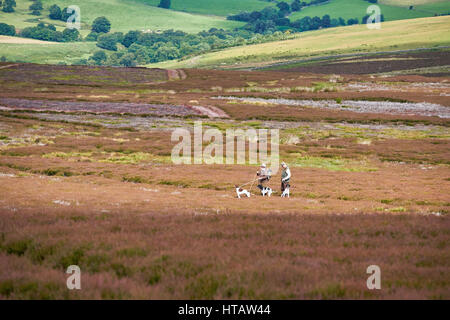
[
  {"left": 29, "top": 0, "right": 43, "bottom": 12},
  {"left": 2, "top": 0, "right": 16, "bottom": 13},
  {"left": 4, "top": 239, "right": 32, "bottom": 256},
  {"left": 20, "top": 24, "right": 64, "bottom": 42},
  {"left": 90, "top": 50, "right": 107, "bottom": 65},
  {"left": 158, "top": 0, "right": 171, "bottom": 9},
  {"left": 49, "top": 4, "right": 62, "bottom": 20},
  {"left": 85, "top": 31, "right": 99, "bottom": 41},
  {"left": 57, "top": 247, "right": 85, "bottom": 269},
  {"left": 0, "top": 23, "right": 15, "bottom": 36},
  {"left": 62, "top": 28, "right": 80, "bottom": 42},
  {"left": 97, "top": 33, "right": 118, "bottom": 51},
  {"left": 60, "top": 7, "right": 72, "bottom": 22},
  {"left": 122, "top": 30, "right": 140, "bottom": 48},
  {"left": 92, "top": 16, "right": 111, "bottom": 33},
  {"left": 119, "top": 53, "right": 136, "bottom": 67}
]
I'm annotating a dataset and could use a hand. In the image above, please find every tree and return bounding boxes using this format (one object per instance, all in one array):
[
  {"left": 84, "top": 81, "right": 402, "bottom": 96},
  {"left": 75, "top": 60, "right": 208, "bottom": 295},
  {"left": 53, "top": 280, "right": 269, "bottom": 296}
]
[
  {"left": 29, "top": 0, "right": 43, "bottom": 11},
  {"left": 347, "top": 18, "right": 359, "bottom": 25},
  {"left": 49, "top": 4, "right": 62, "bottom": 20},
  {"left": 158, "top": 0, "right": 171, "bottom": 9},
  {"left": 321, "top": 14, "right": 331, "bottom": 28},
  {"left": 330, "top": 18, "right": 339, "bottom": 27},
  {"left": 301, "top": 16, "right": 312, "bottom": 31},
  {"left": 260, "top": 7, "right": 278, "bottom": 21},
  {"left": 276, "top": 2, "right": 290, "bottom": 15},
  {"left": 291, "top": 0, "right": 301, "bottom": 12},
  {"left": 122, "top": 30, "right": 141, "bottom": 48},
  {"left": 275, "top": 17, "right": 290, "bottom": 26},
  {"left": 92, "top": 16, "right": 111, "bottom": 33},
  {"left": 311, "top": 16, "right": 322, "bottom": 30},
  {"left": 85, "top": 32, "right": 99, "bottom": 41},
  {"left": 62, "top": 28, "right": 80, "bottom": 42},
  {"left": 154, "top": 44, "right": 180, "bottom": 61},
  {"left": 20, "top": 23, "right": 63, "bottom": 42},
  {"left": 0, "top": 22, "right": 15, "bottom": 36},
  {"left": 90, "top": 50, "right": 107, "bottom": 65},
  {"left": 249, "top": 11, "right": 262, "bottom": 22},
  {"left": 60, "top": 7, "right": 71, "bottom": 21},
  {"left": 2, "top": 0, "right": 16, "bottom": 13},
  {"left": 247, "top": 19, "right": 275, "bottom": 34},
  {"left": 97, "top": 34, "right": 117, "bottom": 51},
  {"left": 119, "top": 53, "right": 136, "bottom": 67}
]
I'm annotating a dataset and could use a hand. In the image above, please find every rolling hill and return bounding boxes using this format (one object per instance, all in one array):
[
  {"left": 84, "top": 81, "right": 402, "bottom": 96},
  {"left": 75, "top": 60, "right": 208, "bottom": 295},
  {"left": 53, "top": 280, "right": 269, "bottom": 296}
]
[
  {"left": 133, "top": 0, "right": 277, "bottom": 16},
  {"left": 149, "top": 16, "right": 450, "bottom": 69},
  {"left": 0, "top": 0, "right": 244, "bottom": 35},
  {"left": 3, "top": 0, "right": 448, "bottom": 37},
  {"left": 1, "top": 1, "right": 449, "bottom": 66},
  {"left": 288, "top": 0, "right": 450, "bottom": 22},
  {"left": 0, "top": 37, "right": 97, "bottom": 64}
]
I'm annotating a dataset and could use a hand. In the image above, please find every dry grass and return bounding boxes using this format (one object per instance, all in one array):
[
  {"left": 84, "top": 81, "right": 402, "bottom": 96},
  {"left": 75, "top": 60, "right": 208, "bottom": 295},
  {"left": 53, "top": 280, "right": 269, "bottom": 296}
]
[
  {"left": 0, "top": 211, "right": 448, "bottom": 299},
  {"left": 0, "top": 63, "right": 449, "bottom": 299}
]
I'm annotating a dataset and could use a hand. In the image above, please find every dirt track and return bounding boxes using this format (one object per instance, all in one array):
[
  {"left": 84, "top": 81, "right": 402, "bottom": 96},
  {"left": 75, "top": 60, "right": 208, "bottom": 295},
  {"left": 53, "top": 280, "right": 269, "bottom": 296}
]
[{"left": 0, "top": 35, "right": 57, "bottom": 44}]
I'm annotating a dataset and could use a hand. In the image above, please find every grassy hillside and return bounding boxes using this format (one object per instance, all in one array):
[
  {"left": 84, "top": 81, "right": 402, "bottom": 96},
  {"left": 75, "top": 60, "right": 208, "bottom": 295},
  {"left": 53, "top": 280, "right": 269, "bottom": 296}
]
[
  {"left": 134, "top": 0, "right": 276, "bottom": 16},
  {"left": 0, "top": 40, "right": 98, "bottom": 64},
  {"left": 414, "top": 1, "right": 450, "bottom": 14},
  {"left": 379, "top": 0, "right": 447, "bottom": 6},
  {"left": 149, "top": 16, "right": 450, "bottom": 69},
  {"left": 289, "top": 0, "right": 450, "bottom": 22},
  {"left": 0, "top": 0, "right": 244, "bottom": 35}
]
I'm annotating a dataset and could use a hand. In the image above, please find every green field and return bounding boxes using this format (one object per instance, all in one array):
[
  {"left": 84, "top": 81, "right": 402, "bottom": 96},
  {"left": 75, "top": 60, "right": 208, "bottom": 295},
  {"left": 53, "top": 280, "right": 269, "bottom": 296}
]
[
  {"left": 133, "top": 0, "right": 276, "bottom": 16},
  {"left": 149, "top": 16, "right": 450, "bottom": 69},
  {"left": 379, "top": 0, "right": 447, "bottom": 6},
  {"left": 0, "top": 0, "right": 244, "bottom": 34},
  {"left": 289, "top": 0, "right": 450, "bottom": 22},
  {"left": 414, "top": 1, "right": 450, "bottom": 14},
  {"left": 0, "top": 41, "right": 98, "bottom": 64}
]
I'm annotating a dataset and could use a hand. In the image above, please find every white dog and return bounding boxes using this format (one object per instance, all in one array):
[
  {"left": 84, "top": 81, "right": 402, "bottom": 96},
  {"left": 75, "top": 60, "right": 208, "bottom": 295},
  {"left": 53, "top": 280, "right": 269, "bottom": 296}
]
[
  {"left": 281, "top": 187, "right": 290, "bottom": 198},
  {"left": 235, "top": 185, "right": 251, "bottom": 199},
  {"left": 261, "top": 187, "right": 273, "bottom": 197}
]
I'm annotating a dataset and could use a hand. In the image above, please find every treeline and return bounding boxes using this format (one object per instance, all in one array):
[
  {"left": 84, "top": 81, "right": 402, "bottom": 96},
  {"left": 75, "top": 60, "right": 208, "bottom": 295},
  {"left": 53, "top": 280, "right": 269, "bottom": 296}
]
[
  {"left": 227, "top": 0, "right": 367, "bottom": 33},
  {"left": 0, "top": 0, "right": 389, "bottom": 66},
  {"left": 80, "top": 28, "right": 293, "bottom": 67},
  {"left": 0, "top": 21, "right": 80, "bottom": 42},
  {"left": 0, "top": 2, "right": 82, "bottom": 42},
  {"left": 0, "top": 23, "right": 16, "bottom": 36},
  {"left": 20, "top": 23, "right": 80, "bottom": 42}
]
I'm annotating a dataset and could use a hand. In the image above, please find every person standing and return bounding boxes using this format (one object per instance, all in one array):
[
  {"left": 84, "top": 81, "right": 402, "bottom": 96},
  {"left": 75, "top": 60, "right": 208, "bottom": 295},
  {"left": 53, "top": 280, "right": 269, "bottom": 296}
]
[
  {"left": 281, "top": 162, "right": 291, "bottom": 196},
  {"left": 257, "top": 163, "right": 271, "bottom": 193}
]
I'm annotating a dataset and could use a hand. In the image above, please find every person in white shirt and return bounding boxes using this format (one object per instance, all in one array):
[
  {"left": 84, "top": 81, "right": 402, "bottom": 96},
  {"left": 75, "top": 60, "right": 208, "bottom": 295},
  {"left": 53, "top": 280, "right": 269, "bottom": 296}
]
[
  {"left": 256, "top": 163, "right": 271, "bottom": 192},
  {"left": 281, "top": 162, "right": 291, "bottom": 194}
]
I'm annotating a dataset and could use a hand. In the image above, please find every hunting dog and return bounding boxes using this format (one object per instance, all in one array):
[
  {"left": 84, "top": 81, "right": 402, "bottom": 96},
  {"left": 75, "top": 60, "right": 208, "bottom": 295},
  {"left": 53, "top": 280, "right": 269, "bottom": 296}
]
[
  {"left": 235, "top": 185, "right": 251, "bottom": 198},
  {"left": 281, "top": 182, "right": 290, "bottom": 198},
  {"left": 261, "top": 186, "right": 273, "bottom": 197},
  {"left": 281, "top": 187, "right": 290, "bottom": 198}
]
